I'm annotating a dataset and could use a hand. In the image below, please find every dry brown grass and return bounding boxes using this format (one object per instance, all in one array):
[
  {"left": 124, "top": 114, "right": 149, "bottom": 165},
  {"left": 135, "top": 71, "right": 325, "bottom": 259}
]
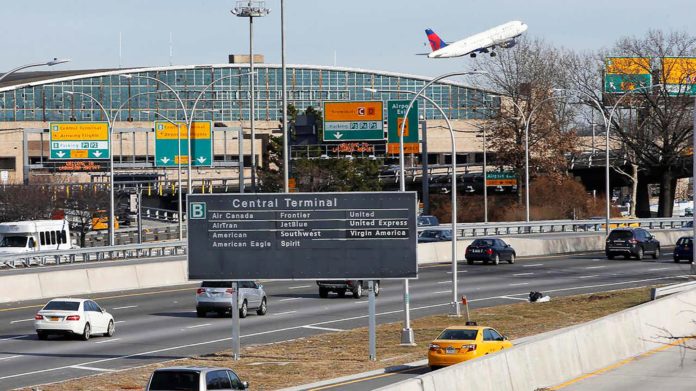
[{"left": 21, "top": 287, "right": 651, "bottom": 391}]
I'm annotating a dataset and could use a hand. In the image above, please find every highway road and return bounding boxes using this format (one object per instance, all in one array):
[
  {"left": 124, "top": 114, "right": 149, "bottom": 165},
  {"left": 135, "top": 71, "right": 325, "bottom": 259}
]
[{"left": 0, "top": 249, "right": 691, "bottom": 390}]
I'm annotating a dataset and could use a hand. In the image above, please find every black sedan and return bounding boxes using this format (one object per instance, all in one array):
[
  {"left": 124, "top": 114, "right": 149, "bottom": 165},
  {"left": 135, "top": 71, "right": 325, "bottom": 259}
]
[
  {"left": 674, "top": 236, "right": 694, "bottom": 263},
  {"left": 465, "top": 238, "right": 516, "bottom": 265}
]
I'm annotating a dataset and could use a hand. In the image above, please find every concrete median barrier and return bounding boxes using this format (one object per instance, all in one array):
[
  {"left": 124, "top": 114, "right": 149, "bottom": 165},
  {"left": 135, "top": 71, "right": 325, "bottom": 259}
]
[
  {"left": 86, "top": 265, "right": 141, "bottom": 293},
  {"left": 0, "top": 273, "right": 42, "bottom": 302},
  {"left": 376, "top": 287, "right": 696, "bottom": 391},
  {"left": 418, "top": 229, "right": 689, "bottom": 265}
]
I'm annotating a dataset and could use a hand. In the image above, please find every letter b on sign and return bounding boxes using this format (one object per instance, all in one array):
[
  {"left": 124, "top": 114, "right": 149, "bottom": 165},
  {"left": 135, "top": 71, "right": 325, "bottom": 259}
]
[{"left": 190, "top": 202, "right": 206, "bottom": 219}]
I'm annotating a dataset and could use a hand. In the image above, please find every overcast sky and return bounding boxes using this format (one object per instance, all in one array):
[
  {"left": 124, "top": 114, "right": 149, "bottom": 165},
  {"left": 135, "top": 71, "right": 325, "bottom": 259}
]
[{"left": 2, "top": 0, "right": 695, "bottom": 78}]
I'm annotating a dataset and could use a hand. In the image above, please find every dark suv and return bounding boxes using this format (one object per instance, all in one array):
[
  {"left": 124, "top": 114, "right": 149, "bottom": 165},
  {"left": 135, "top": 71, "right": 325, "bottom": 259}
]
[
  {"left": 605, "top": 228, "right": 660, "bottom": 260},
  {"left": 316, "top": 280, "right": 380, "bottom": 298}
]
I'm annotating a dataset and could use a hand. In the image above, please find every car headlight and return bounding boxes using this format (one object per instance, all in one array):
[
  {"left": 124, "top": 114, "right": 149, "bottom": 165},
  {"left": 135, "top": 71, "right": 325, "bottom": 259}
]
[{"left": 428, "top": 343, "right": 440, "bottom": 351}]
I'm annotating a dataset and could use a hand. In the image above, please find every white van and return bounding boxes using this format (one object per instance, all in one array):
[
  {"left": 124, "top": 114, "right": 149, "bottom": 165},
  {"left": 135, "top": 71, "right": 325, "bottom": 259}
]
[{"left": 0, "top": 220, "right": 72, "bottom": 254}]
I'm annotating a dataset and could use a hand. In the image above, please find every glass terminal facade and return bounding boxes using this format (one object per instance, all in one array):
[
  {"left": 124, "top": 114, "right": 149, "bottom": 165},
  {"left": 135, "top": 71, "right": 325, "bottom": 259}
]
[{"left": 0, "top": 64, "right": 499, "bottom": 122}]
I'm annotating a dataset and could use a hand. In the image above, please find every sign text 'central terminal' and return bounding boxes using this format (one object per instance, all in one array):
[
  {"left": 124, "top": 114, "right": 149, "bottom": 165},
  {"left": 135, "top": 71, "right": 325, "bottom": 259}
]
[{"left": 187, "top": 192, "right": 417, "bottom": 280}]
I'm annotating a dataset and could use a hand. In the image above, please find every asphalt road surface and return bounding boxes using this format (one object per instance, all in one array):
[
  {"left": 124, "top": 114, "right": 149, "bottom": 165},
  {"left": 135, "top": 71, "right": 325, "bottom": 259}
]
[{"left": 0, "top": 249, "right": 691, "bottom": 390}]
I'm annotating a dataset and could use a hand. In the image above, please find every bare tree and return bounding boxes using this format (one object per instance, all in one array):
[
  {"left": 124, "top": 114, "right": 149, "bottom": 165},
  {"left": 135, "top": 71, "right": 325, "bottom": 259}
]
[
  {"left": 472, "top": 37, "right": 579, "bottom": 205},
  {"left": 565, "top": 31, "right": 696, "bottom": 217}
]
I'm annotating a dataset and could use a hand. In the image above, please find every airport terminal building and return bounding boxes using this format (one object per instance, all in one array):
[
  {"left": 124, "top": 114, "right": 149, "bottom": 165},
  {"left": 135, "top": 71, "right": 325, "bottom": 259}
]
[{"left": 0, "top": 62, "right": 500, "bottom": 185}]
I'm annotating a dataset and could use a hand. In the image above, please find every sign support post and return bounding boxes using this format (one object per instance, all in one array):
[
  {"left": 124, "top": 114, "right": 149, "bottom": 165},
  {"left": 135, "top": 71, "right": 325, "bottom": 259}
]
[
  {"left": 232, "top": 281, "right": 241, "bottom": 360},
  {"left": 368, "top": 280, "right": 376, "bottom": 361}
]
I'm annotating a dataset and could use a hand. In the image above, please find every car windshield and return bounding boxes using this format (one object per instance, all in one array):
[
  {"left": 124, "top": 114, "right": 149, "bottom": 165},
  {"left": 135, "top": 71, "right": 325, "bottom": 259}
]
[
  {"left": 678, "top": 238, "right": 693, "bottom": 246},
  {"left": 420, "top": 230, "right": 440, "bottom": 238},
  {"left": 472, "top": 239, "right": 494, "bottom": 246},
  {"left": 437, "top": 329, "right": 479, "bottom": 341},
  {"left": 0, "top": 236, "right": 27, "bottom": 248},
  {"left": 201, "top": 281, "right": 233, "bottom": 288},
  {"left": 608, "top": 231, "right": 633, "bottom": 240},
  {"left": 43, "top": 301, "right": 80, "bottom": 311},
  {"left": 148, "top": 370, "right": 200, "bottom": 391}
]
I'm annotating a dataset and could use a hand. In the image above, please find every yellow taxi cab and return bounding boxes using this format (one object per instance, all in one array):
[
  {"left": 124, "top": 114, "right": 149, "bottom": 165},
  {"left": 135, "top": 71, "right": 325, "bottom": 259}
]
[{"left": 428, "top": 325, "right": 512, "bottom": 370}]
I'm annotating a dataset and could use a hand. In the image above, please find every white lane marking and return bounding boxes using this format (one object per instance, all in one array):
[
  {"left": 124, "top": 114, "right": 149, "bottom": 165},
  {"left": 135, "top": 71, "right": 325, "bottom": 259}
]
[
  {"left": 273, "top": 311, "right": 298, "bottom": 316},
  {"left": 279, "top": 297, "right": 303, "bottom": 302},
  {"left": 509, "top": 282, "right": 530, "bottom": 286},
  {"left": 446, "top": 272, "right": 467, "bottom": 274},
  {"left": 648, "top": 267, "right": 672, "bottom": 271},
  {"left": 354, "top": 301, "right": 368, "bottom": 304},
  {"left": 10, "top": 319, "right": 34, "bottom": 324},
  {"left": 437, "top": 280, "right": 452, "bottom": 284},
  {"left": 433, "top": 290, "right": 451, "bottom": 294},
  {"left": 0, "top": 355, "right": 22, "bottom": 361},
  {"left": 288, "top": 285, "right": 312, "bottom": 290},
  {"left": 184, "top": 323, "right": 212, "bottom": 329},
  {"left": 0, "top": 335, "right": 30, "bottom": 342},
  {"left": 95, "top": 338, "right": 121, "bottom": 344},
  {"left": 498, "top": 296, "right": 528, "bottom": 301},
  {"left": 0, "top": 274, "right": 688, "bottom": 383},
  {"left": 111, "top": 305, "right": 138, "bottom": 310},
  {"left": 115, "top": 321, "right": 126, "bottom": 324},
  {"left": 523, "top": 264, "right": 544, "bottom": 267},
  {"left": 586, "top": 266, "right": 606, "bottom": 269},
  {"left": 578, "top": 275, "right": 601, "bottom": 279},
  {"left": 70, "top": 365, "right": 115, "bottom": 372},
  {"left": 591, "top": 258, "right": 602, "bottom": 261},
  {"left": 302, "top": 325, "right": 343, "bottom": 332},
  {"left": 513, "top": 273, "right": 534, "bottom": 276}
]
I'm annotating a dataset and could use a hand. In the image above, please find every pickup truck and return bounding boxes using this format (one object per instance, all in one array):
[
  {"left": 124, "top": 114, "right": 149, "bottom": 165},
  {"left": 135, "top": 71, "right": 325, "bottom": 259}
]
[{"left": 316, "top": 280, "right": 380, "bottom": 299}]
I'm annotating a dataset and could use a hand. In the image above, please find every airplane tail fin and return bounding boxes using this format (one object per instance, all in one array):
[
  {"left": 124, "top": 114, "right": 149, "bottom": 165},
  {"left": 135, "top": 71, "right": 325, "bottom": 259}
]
[{"left": 425, "top": 28, "right": 448, "bottom": 51}]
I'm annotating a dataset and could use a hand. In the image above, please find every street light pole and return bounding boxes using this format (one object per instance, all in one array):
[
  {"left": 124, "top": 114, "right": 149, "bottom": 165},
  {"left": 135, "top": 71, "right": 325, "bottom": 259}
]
[
  {"left": 554, "top": 85, "right": 661, "bottom": 234},
  {"left": 232, "top": 1, "right": 270, "bottom": 193},
  {"left": 482, "top": 126, "right": 488, "bottom": 223},
  {"left": 62, "top": 90, "right": 155, "bottom": 246},
  {"left": 0, "top": 58, "right": 70, "bottom": 83},
  {"left": 281, "top": 0, "right": 289, "bottom": 193},
  {"left": 143, "top": 111, "right": 184, "bottom": 240}
]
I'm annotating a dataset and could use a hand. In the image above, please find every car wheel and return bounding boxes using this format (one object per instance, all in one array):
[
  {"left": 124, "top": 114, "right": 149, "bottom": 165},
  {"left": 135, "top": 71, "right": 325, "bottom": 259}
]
[
  {"left": 81, "top": 323, "right": 91, "bottom": 341},
  {"left": 636, "top": 247, "right": 644, "bottom": 260},
  {"left": 373, "top": 281, "right": 380, "bottom": 296},
  {"left": 429, "top": 366, "right": 440, "bottom": 371},
  {"left": 466, "top": 259, "right": 474, "bottom": 265},
  {"left": 196, "top": 309, "right": 206, "bottom": 318},
  {"left": 105, "top": 320, "right": 115, "bottom": 337},
  {"left": 353, "top": 283, "right": 363, "bottom": 299},
  {"left": 607, "top": 254, "right": 615, "bottom": 260},
  {"left": 336, "top": 289, "right": 346, "bottom": 298},
  {"left": 239, "top": 300, "right": 248, "bottom": 319},
  {"left": 257, "top": 297, "right": 267, "bottom": 315},
  {"left": 319, "top": 287, "right": 328, "bottom": 298},
  {"left": 674, "top": 257, "right": 680, "bottom": 263},
  {"left": 652, "top": 247, "right": 660, "bottom": 259},
  {"left": 493, "top": 254, "right": 500, "bottom": 265},
  {"left": 508, "top": 254, "right": 515, "bottom": 264},
  {"left": 37, "top": 331, "right": 47, "bottom": 340}
]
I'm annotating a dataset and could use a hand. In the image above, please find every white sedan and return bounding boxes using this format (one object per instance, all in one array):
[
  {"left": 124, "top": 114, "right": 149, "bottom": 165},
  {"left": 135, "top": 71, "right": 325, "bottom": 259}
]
[{"left": 34, "top": 298, "right": 115, "bottom": 340}]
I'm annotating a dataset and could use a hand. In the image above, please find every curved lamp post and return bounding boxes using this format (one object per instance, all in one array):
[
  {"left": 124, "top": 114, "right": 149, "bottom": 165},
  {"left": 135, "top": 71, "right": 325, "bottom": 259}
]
[
  {"left": 62, "top": 90, "right": 166, "bottom": 246},
  {"left": 365, "top": 87, "right": 458, "bottom": 341},
  {"left": 0, "top": 58, "right": 70, "bottom": 84},
  {"left": 121, "top": 72, "right": 254, "bottom": 198},
  {"left": 554, "top": 84, "right": 662, "bottom": 234}
]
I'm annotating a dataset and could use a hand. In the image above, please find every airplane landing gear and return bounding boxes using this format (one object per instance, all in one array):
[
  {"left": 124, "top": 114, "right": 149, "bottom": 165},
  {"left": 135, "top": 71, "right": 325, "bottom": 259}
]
[
  {"left": 470, "top": 53, "right": 477, "bottom": 58},
  {"left": 490, "top": 52, "right": 497, "bottom": 57}
]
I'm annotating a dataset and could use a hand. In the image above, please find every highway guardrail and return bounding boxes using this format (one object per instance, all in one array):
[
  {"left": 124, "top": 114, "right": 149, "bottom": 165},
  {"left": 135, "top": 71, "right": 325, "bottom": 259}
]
[
  {"left": 0, "top": 240, "right": 186, "bottom": 269},
  {"left": 651, "top": 279, "right": 696, "bottom": 300}
]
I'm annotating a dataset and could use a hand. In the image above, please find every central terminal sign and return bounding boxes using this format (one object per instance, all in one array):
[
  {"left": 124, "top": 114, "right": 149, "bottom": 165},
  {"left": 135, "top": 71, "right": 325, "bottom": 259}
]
[
  {"left": 49, "top": 122, "right": 110, "bottom": 160},
  {"left": 187, "top": 192, "right": 417, "bottom": 280}
]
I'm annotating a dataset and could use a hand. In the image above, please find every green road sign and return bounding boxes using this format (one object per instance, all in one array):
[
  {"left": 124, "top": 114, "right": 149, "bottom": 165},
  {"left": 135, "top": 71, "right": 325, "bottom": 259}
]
[
  {"left": 154, "top": 121, "right": 212, "bottom": 167},
  {"left": 323, "top": 101, "right": 384, "bottom": 141},
  {"left": 49, "top": 122, "right": 110, "bottom": 160},
  {"left": 387, "top": 100, "right": 419, "bottom": 154},
  {"left": 485, "top": 171, "right": 517, "bottom": 186},
  {"left": 604, "top": 74, "right": 652, "bottom": 94}
]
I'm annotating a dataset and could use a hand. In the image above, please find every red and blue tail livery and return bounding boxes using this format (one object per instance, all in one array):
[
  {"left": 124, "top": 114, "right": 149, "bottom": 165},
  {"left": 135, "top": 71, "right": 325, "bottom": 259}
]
[{"left": 425, "top": 28, "right": 448, "bottom": 51}]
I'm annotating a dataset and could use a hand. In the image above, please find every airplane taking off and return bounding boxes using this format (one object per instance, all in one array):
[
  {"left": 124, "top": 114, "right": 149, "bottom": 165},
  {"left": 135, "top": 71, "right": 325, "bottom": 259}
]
[{"left": 424, "top": 21, "right": 528, "bottom": 59}]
